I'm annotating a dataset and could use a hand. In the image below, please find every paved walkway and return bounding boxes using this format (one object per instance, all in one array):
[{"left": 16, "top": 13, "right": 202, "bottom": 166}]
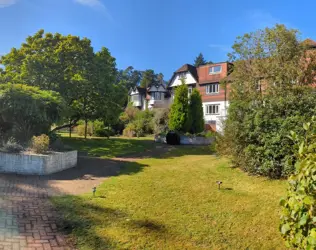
[
  {"left": 0, "top": 145, "right": 175, "bottom": 249},
  {"left": 0, "top": 156, "right": 122, "bottom": 250}
]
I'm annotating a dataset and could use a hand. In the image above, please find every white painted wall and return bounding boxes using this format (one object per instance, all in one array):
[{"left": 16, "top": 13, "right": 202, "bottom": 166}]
[
  {"left": 170, "top": 72, "right": 197, "bottom": 87},
  {"left": 202, "top": 101, "right": 229, "bottom": 132},
  {"left": 0, "top": 151, "right": 78, "bottom": 175}
]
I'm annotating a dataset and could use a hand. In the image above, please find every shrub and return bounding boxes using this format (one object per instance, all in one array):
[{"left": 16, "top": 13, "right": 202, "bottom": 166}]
[
  {"left": 166, "top": 131, "right": 180, "bottom": 145},
  {"left": 94, "top": 128, "right": 113, "bottom": 138},
  {"left": 1, "top": 138, "right": 24, "bottom": 153},
  {"left": 169, "top": 80, "right": 190, "bottom": 133},
  {"left": 76, "top": 124, "right": 93, "bottom": 137},
  {"left": 153, "top": 108, "right": 169, "bottom": 135},
  {"left": 280, "top": 120, "right": 316, "bottom": 249},
  {"left": 31, "top": 134, "right": 50, "bottom": 154},
  {"left": 188, "top": 89, "right": 204, "bottom": 134},
  {"left": 0, "top": 83, "right": 64, "bottom": 143},
  {"left": 123, "top": 123, "right": 136, "bottom": 137}
]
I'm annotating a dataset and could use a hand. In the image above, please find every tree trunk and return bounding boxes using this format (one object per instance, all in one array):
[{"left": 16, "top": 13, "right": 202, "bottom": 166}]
[
  {"left": 69, "top": 118, "right": 72, "bottom": 138},
  {"left": 84, "top": 118, "right": 88, "bottom": 139}
]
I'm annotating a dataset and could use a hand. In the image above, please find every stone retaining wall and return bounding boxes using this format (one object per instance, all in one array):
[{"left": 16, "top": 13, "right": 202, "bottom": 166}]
[
  {"left": 155, "top": 135, "right": 213, "bottom": 145},
  {"left": 0, "top": 151, "right": 77, "bottom": 175}
]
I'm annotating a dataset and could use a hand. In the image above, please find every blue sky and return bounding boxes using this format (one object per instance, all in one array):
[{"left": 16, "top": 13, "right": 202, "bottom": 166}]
[{"left": 0, "top": 0, "right": 315, "bottom": 79}]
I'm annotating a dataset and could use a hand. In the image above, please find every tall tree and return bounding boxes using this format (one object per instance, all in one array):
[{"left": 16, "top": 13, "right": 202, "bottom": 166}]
[
  {"left": 221, "top": 24, "right": 316, "bottom": 178},
  {"left": 189, "top": 89, "right": 204, "bottom": 133},
  {"left": 168, "top": 80, "right": 190, "bottom": 132},
  {"left": 0, "top": 29, "right": 124, "bottom": 136},
  {"left": 117, "top": 66, "right": 142, "bottom": 90},
  {"left": 140, "top": 69, "right": 157, "bottom": 88},
  {"left": 194, "top": 53, "right": 207, "bottom": 67}
]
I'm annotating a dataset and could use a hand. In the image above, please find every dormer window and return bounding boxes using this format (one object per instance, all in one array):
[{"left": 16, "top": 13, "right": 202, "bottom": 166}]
[
  {"left": 209, "top": 66, "right": 222, "bottom": 75},
  {"left": 179, "top": 72, "right": 187, "bottom": 79}
]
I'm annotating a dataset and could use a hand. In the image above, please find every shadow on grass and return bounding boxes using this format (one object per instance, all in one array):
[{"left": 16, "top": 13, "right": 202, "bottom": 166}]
[
  {"left": 62, "top": 136, "right": 214, "bottom": 160},
  {"left": 52, "top": 195, "right": 169, "bottom": 249}
]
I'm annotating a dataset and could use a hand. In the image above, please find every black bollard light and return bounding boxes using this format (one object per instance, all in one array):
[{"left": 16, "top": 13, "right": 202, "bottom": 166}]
[
  {"left": 216, "top": 181, "right": 223, "bottom": 190},
  {"left": 92, "top": 187, "right": 96, "bottom": 196}
]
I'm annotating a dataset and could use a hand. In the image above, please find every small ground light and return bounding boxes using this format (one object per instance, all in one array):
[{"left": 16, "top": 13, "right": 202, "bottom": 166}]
[
  {"left": 216, "top": 181, "right": 223, "bottom": 190},
  {"left": 93, "top": 187, "right": 96, "bottom": 196}
]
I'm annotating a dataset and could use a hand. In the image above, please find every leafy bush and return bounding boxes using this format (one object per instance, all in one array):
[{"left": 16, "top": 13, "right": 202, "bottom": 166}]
[
  {"left": 123, "top": 123, "right": 136, "bottom": 137},
  {"left": 188, "top": 89, "right": 204, "bottom": 134},
  {"left": 222, "top": 87, "right": 316, "bottom": 178},
  {"left": 0, "top": 83, "right": 64, "bottom": 143},
  {"left": 94, "top": 128, "right": 113, "bottom": 138},
  {"left": 122, "top": 110, "right": 154, "bottom": 137},
  {"left": 1, "top": 138, "right": 24, "bottom": 153},
  {"left": 153, "top": 108, "right": 169, "bottom": 135},
  {"left": 76, "top": 124, "right": 93, "bottom": 137},
  {"left": 169, "top": 81, "right": 190, "bottom": 133},
  {"left": 166, "top": 131, "right": 180, "bottom": 145},
  {"left": 31, "top": 134, "right": 50, "bottom": 154},
  {"left": 280, "top": 119, "right": 316, "bottom": 249}
]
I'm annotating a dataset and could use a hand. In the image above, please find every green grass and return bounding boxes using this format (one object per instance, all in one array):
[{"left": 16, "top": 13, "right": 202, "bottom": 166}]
[
  {"left": 61, "top": 135, "right": 155, "bottom": 158},
  {"left": 53, "top": 137, "right": 287, "bottom": 250}
]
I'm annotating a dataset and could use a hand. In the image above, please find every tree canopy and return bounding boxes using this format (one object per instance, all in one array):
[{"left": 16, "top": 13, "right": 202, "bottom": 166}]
[
  {"left": 194, "top": 53, "right": 212, "bottom": 67},
  {"left": 221, "top": 24, "right": 316, "bottom": 178},
  {"left": 0, "top": 29, "right": 126, "bottom": 137}
]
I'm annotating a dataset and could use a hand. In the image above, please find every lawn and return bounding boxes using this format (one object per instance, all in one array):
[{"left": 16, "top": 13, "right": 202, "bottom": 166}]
[
  {"left": 54, "top": 137, "right": 287, "bottom": 250},
  {"left": 61, "top": 135, "right": 155, "bottom": 158}
]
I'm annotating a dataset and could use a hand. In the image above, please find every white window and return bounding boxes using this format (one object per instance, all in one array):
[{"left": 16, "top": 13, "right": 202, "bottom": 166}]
[
  {"left": 188, "top": 87, "right": 193, "bottom": 95},
  {"left": 151, "top": 92, "right": 161, "bottom": 100},
  {"left": 179, "top": 72, "right": 187, "bottom": 79},
  {"left": 206, "top": 83, "right": 219, "bottom": 94},
  {"left": 209, "top": 66, "right": 222, "bottom": 74},
  {"left": 206, "top": 104, "right": 220, "bottom": 115}
]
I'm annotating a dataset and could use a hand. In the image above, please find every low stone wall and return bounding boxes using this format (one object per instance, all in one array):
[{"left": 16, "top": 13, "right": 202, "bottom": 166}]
[
  {"left": 180, "top": 136, "right": 214, "bottom": 145},
  {"left": 154, "top": 135, "right": 213, "bottom": 145},
  {"left": 0, "top": 151, "right": 78, "bottom": 175}
]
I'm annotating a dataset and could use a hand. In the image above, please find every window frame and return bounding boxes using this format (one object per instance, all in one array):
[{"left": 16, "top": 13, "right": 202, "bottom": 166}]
[
  {"left": 206, "top": 83, "right": 219, "bottom": 94},
  {"left": 205, "top": 104, "right": 220, "bottom": 115},
  {"left": 209, "top": 65, "right": 222, "bottom": 75},
  {"left": 178, "top": 72, "right": 187, "bottom": 79},
  {"left": 151, "top": 92, "right": 162, "bottom": 100}
]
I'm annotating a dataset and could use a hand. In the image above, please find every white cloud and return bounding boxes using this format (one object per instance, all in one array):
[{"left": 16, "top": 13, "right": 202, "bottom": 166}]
[
  {"left": 74, "top": 0, "right": 113, "bottom": 21},
  {"left": 0, "top": 0, "right": 17, "bottom": 8},
  {"left": 209, "top": 44, "right": 231, "bottom": 52}
]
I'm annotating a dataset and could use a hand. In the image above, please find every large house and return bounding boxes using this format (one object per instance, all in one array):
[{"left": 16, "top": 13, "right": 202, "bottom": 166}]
[{"left": 129, "top": 62, "right": 232, "bottom": 131}]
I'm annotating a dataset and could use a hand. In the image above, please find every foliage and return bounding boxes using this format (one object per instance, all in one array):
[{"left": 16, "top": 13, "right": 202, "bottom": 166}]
[
  {"left": 0, "top": 83, "right": 64, "bottom": 143},
  {"left": 76, "top": 124, "right": 93, "bottom": 137},
  {"left": 1, "top": 138, "right": 24, "bottom": 153},
  {"left": 166, "top": 131, "right": 180, "bottom": 145},
  {"left": 188, "top": 89, "right": 204, "bottom": 134},
  {"left": 221, "top": 24, "right": 316, "bottom": 178},
  {"left": 123, "top": 123, "right": 136, "bottom": 137},
  {"left": 53, "top": 142, "right": 286, "bottom": 249},
  {"left": 31, "top": 134, "right": 50, "bottom": 154},
  {"left": 280, "top": 119, "right": 316, "bottom": 249},
  {"left": 153, "top": 108, "right": 169, "bottom": 135},
  {"left": 168, "top": 81, "right": 190, "bottom": 133},
  {"left": 121, "top": 106, "right": 154, "bottom": 137},
  {"left": 0, "top": 30, "right": 125, "bottom": 134},
  {"left": 194, "top": 52, "right": 207, "bottom": 67}
]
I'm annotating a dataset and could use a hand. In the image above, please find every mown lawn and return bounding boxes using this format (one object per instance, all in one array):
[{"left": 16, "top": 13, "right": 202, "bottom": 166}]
[
  {"left": 53, "top": 137, "right": 287, "bottom": 250},
  {"left": 61, "top": 135, "right": 155, "bottom": 158}
]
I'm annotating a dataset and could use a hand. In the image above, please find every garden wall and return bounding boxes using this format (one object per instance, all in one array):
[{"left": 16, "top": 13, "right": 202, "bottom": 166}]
[
  {"left": 155, "top": 135, "right": 214, "bottom": 145},
  {"left": 0, "top": 151, "right": 77, "bottom": 175}
]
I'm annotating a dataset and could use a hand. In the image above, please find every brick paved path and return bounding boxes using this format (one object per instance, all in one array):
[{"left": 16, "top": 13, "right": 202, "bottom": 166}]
[{"left": 0, "top": 156, "right": 122, "bottom": 250}]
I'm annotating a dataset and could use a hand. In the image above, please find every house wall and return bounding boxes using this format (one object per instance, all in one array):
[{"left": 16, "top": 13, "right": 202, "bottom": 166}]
[
  {"left": 202, "top": 101, "right": 229, "bottom": 132},
  {"left": 198, "top": 63, "right": 228, "bottom": 84},
  {"left": 198, "top": 83, "right": 231, "bottom": 102},
  {"left": 170, "top": 72, "right": 197, "bottom": 87}
]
